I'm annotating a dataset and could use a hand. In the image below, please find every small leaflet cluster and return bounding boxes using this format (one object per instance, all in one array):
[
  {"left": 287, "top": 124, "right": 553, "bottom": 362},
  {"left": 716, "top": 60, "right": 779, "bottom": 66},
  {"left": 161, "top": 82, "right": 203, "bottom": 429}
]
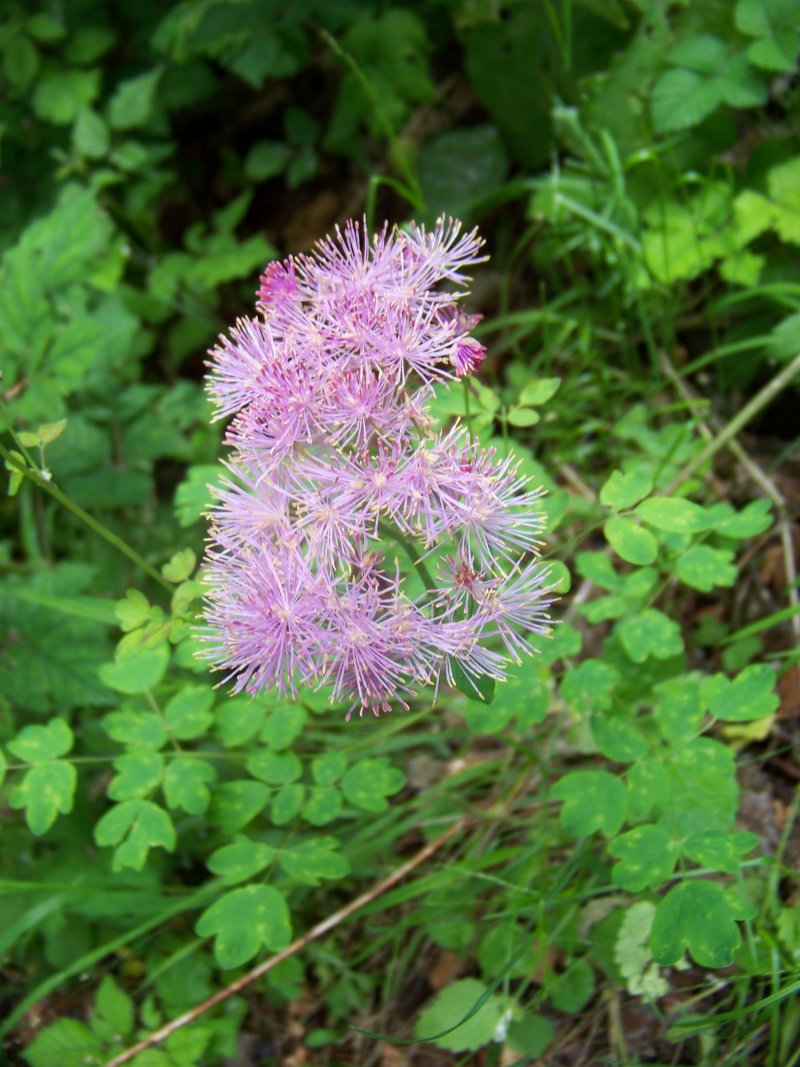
[{"left": 203, "top": 218, "right": 553, "bottom": 716}]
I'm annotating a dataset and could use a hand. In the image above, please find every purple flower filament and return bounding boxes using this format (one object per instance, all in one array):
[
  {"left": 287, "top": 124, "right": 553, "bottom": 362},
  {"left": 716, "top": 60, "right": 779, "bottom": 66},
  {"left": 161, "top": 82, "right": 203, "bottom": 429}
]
[{"left": 203, "top": 218, "right": 554, "bottom": 717}]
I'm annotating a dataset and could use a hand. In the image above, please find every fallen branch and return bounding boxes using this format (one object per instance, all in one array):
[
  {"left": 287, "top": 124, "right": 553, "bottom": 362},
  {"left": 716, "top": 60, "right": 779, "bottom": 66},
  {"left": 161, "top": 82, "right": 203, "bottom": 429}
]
[{"left": 103, "top": 819, "right": 466, "bottom": 1067}]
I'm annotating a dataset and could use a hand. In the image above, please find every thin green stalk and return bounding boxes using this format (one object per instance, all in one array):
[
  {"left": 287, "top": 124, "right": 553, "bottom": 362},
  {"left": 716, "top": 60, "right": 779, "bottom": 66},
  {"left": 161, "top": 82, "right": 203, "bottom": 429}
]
[
  {"left": 378, "top": 520, "right": 436, "bottom": 592},
  {"left": 1, "top": 442, "right": 174, "bottom": 593},
  {"left": 664, "top": 351, "right": 800, "bottom": 494}
]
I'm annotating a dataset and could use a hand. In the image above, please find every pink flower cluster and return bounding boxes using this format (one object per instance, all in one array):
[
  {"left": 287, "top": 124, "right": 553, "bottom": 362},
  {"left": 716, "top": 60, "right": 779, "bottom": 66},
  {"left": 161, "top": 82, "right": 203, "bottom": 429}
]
[{"left": 203, "top": 218, "right": 553, "bottom": 716}]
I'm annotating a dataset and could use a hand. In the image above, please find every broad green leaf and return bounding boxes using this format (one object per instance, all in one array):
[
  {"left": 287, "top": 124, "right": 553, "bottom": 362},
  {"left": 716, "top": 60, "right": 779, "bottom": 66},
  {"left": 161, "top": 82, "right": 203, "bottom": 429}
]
[
  {"left": 311, "top": 750, "right": 348, "bottom": 785},
  {"left": 271, "top": 784, "right": 305, "bottom": 825},
  {"left": 414, "top": 978, "right": 506, "bottom": 1052},
  {"left": 95, "top": 799, "right": 176, "bottom": 871},
  {"left": 109, "top": 750, "right": 164, "bottom": 800},
  {"left": 164, "top": 758, "right": 217, "bottom": 815},
  {"left": 247, "top": 749, "right": 302, "bottom": 785},
  {"left": 108, "top": 67, "right": 162, "bottom": 129},
  {"left": 102, "top": 710, "right": 167, "bottom": 749},
  {"left": 654, "top": 676, "right": 704, "bottom": 742},
  {"left": 736, "top": 0, "right": 800, "bottom": 72},
  {"left": 615, "top": 902, "right": 668, "bottom": 1000},
  {"left": 66, "top": 26, "right": 116, "bottom": 63},
  {"left": 21, "top": 1018, "right": 103, "bottom": 1067},
  {"left": 73, "top": 107, "right": 110, "bottom": 158},
  {"left": 341, "top": 757, "right": 405, "bottom": 813},
  {"left": 303, "top": 785, "right": 342, "bottom": 826},
  {"left": 702, "top": 664, "right": 779, "bottom": 722},
  {"left": 260, "top": 704, "right": 307, "bottom": 751},
  {"left": 418, "top": 124, "right": 509, "bottom": 221},
  {"left": 617, "top": 609, "right": 683, "bottom": 664},
  {"left": 99, "top": 645, "right": 169, "bottom": 694},
  {"left": 207, "top": 838, "right": 275, "bottom": 886},
  {"left": 506, "top": 406, "right": 540, "bottom": 427},
  {"left": 476, "top": 922, "right": 540, "bottom": 979},
  {"left": 604, "top": 516, "right": 657, "bottom": 565},
  {"left": 575, "top": 551, "right": 622, "bottom": 592},
  {"left": 115, "top": 589, "right": 151, "bottom": 632},
  {"left": 4, "top": 34, "right": 40, "bottom": 91},
  {"left": 713, "top": 499, "right": 772, "bottom": 539},
  {"left": 548, "top": 959, "right": 594, "bottom": 1014},
  {"left": 600, "top": 470, "right": 653, "bottom": 511},
  {"left": 32, "top": 68, "right": 100, "bottom": 124},
  {"left": 506, "top": 1013, "right": 555, "bottom": 1057},
  {"left": 538, "top": 621, "right": 582, "bottom": 663},
  {"left": 162, "top": 548, "right": 196, "bottom": 583},
  {"left": 93, "top": 976, "right": 134, "bottom": 1042},
  {"left": 278, "top": 836, "right": 350, "bottom": 886},
  {"left": 683, "top": 830, "right": 760, "bottom": 873},
  {"left": 10, "top": 761, "right": 77, "bottom": 835},
  {"left": 636, "top": 497, "right": 714, "bottom": 534},
  {"left": 551, "top": 771, "right": 627, "bottom": 837},
  {"left": 175, "top": 464, "right": 224, "bottom": 527},
  {"left": 560, "top": 659, "right": 620, "bottom": 713},
  {"left": 209, "top": 780, "right": 270, "bottom": 834},
  {"left": 215, "top": 696, "right": 267, "bottom": 747},
  {"left": 610, "top": 825, "right": 679, "bottom": 891},
  {"left": 450, "top": 658, "right": 496, "bottom": 704},
  {"left": 245, "top": 140, "right": 292, "bottom": 181},
  {"left": 17, "top": 419, "right": 67, "bottom": 448},
  {"left": 676, "top": 545, "right": 736, "bottom": 592},
  {"left": 164, "top": 685, "right": 214, "bottom": 739},
  {"left": 767, "top": 156, "right": 800, "bottom": 245},
  {"left": 590, "top": 714, "right": 648, "bottom": 762},
  {"left": 8, "top": 718, "right": 73, "bottom": 763},
  {"left": 26, "top": 14, "right": 66, "bottom": 42},
  {"left": 650, "top": 881, "right": 756, "bottom": 968},
  {"left": 517, "top": 377, "right": 561, "bottom": 407},
  {"left": 650, "top": 68, "right": 720, "bottom": 133},
  {"left": 196, "top": 885, "right": 291, "bottom": 968}
]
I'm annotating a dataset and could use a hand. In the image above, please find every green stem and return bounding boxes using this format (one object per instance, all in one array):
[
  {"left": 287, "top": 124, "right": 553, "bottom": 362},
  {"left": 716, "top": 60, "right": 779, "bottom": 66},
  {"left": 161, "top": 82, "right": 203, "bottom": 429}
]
[
  {"left": 1, "top": 442, "right": 174, "bottom": 594},
  {"left": 378, "top": 521, "right": 437, "bottom": 593},
  {"left": 664, "top": 351, "right": 800, "bottom": 494}
]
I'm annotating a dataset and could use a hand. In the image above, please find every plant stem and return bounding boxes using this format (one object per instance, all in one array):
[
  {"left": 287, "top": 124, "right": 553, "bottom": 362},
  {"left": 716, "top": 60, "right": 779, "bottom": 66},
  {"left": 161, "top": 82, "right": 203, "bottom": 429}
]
[
  {"left": 378, "top": 520, "right": 437, "bottom": 592},
  {"left": 664, "top": 351, "right": 800, "bottom": 494},
  {"left": 0, "top": 443, "right": 174, "bottom": 594}
]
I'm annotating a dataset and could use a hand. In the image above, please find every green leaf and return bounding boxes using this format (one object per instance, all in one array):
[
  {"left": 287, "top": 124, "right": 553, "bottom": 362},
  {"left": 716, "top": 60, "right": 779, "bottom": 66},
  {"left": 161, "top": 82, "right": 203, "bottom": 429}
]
[
  {"left": 650, "top": 68, "right": 721, "bottom": 133},
  {"left": 600, "top": 470, "right": 653, "bottom": 511},
  {"left": 610, "top": 825, "right": 680, "bottom": 891},
  {"left": 114, "top": 589, "right": 151, "bottom": 632},
  {"left": 8, "top": 718, "right": 73, "bottom": 763},
  {"left": 736, "top": 0, "right": 800, "bottom": 72},
  {"left": 26, "top": 14, "right": 66, "bottom": 43},
  {"left": 341, "top": 757, "right": 405, "bottom": 813},
  {"left": 209, "top": 780, "right": 269, "bottom": 834},
  {"left": 560, "top": 659, "right": 620, "bottom": 713},
  {"left": 604, "top": 516, "right": 657, "bottom": 565},
  {"left": 617, "top": 609, "right": 683, "bottom": 664},
  {"left": 650, "top": 881, "right": 756, "bottom": 968},
  {"left": 450, "top": 659, "right": 496, "bottom": 704},
  {"left": 3, "top": 34, "right": 40, "bottom": 91},
  {"left": 636, "top": 497, "right": 714, "bottom": 534},
  {"left": 247, "top": 749, "right": 302, "bottom": 785},
  {"left": 95, "top": 799, "right": 176, "bottom": 871},
  {"left": 714, "top": 499, "right": 772, "bottom": 539},
  {"left": 73, "top": 107, "right": 110, "bottom": 158},
  {"left": 175, "top": 464, "right": 224, "bottom": 526},
  {"left": 164, "top": 685, "right": 214, "bottom": 739},
  {"left": 196, "top": 885, "right": 292, "bottom": 968},
  {"left": 271, "top": 784, "right": 305, "bottom": 825},
  {"left": 630, "top": 739, "right": 738, "bottom": 836},
  {"left": 590, "top": 714, "right": 648, "bottom": 762},
  {"left": 108, "top": 67, "right": 162, "bottom": 129},
  {"left": 551, "top": 771, "right": 627, "bottom": 837},
  {"left": 517, "top": 376, "right": 561, "bottom": 407},
  {"left": 676, "top": 545, "right": 737, "bottom": 592},
  {"left": 93, "top": 976, "right": 134, "bottom": 1041},
  {"left": 506, "top": 1013, "right": 555, "bottom": 1057},
  {"left": 506, "top": 406, "right": 540, "bottom": 427},
  {"left": 99, "top": 645, "right": 169, "bottom": 694},
  {"left": 10, "top": 761, "right": 77, "bottom": 835},
  {"left": 575, "top": 551, "right": 622, "bottom": 592},
  {"left": 311, "top": 750, "right": 348, "bottom": 785},
  {"left": 615, "top": 902, "right": 669, "bottom": 999},
  {"left": 303, "top": 785, "right": 342, "bottom": 826},
  {"left": 244, "top": 140, "right": 292, "bottom": 181},
  {"left": 418, "top": 124, "right": 509, "bottom": 220},
  {"left": 164, "top": 758, "right": 217, "bottom": 815},
  {"left": 162, "top": 548, "right": 196, "bottom": 583},
  {"left": 683, "top": 830, "right": 760, "bottom": 873},
  {"left": 767, "top": 156, "right": 800, "bottom": 245},
  {"left": 109, "top": 750, "right": 164, "bottom": 801},
  {"left": 654, "top": 676, "right": 704, "bottom": 742},
  {"left": 102, "top": 710, "right": 167, "bottom": 749},
  {"left": 703, "top": 664, "right": 779, "bottom": 722},
  {"left": 279, "top": 836, "right": 350, "bottom": 886},
  {"left": 207, "top": 838, "right": 275, "bottom": 886},
  {"left": 215, "top": 696, "right": 267, "bottom": 748},
  {"left": 548, "top": 959, "right": 594, "bottom": 1014},
  {"left": 414, "top": 978, "right": 506, "bottom": 1052},
  {"left": 32, "top": 68, "right": 100, "bottom": 124},
  {"left": 22, "top": 1018, "right": 103, "bottom": 1067},
  {"left": 260, "top": 704, "right": 307, "bottom": 751}
]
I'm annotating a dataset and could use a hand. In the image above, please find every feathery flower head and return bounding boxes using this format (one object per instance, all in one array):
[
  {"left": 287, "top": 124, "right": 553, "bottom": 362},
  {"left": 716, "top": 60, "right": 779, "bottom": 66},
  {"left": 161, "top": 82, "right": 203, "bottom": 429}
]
[{"left": 202, "top": 217, "right": 555, "bottom": 717}]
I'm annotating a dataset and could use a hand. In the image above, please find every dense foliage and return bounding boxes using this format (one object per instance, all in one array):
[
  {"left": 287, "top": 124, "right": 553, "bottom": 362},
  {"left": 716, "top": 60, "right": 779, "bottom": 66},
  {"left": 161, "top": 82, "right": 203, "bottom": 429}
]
[{"left": 2, "top": 1, "right": 799, "bottom": 1064}]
